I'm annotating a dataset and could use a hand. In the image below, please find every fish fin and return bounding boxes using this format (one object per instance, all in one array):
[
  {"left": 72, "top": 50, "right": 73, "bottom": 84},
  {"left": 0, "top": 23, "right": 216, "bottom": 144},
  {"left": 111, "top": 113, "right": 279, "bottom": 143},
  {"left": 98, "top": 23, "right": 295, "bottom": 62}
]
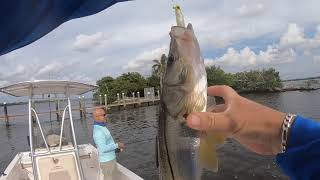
[
  {"left": 199, "top": 132, "right": 226, "bottom": 172},
  {"left": 207, "top": 131, "right": 226, "bottom": 145}
]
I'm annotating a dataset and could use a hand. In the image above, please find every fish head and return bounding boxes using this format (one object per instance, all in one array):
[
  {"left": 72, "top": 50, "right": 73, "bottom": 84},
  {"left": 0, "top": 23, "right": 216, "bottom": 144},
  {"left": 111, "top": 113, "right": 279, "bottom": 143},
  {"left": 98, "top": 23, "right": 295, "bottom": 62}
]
[{"left": 163, "top": 23, "right": 207, "bottom": 119}]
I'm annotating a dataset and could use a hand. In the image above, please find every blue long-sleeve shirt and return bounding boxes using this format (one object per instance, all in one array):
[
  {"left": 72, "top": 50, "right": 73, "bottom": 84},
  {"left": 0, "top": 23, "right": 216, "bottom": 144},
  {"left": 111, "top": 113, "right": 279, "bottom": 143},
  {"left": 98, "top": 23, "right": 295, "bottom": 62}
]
[
  {"left": 276, "top": 116, "right": 320, "bottom": 179},
  {"left": 93, "top": 122, "right": 119, "bottom": 163}
]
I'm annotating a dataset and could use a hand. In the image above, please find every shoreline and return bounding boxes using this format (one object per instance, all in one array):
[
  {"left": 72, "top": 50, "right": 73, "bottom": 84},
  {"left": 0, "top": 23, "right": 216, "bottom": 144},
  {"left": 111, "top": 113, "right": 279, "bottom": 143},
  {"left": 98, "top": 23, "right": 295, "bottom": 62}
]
[
  {"left": 0, "top": 88, "right": 319, "bottom": 107},
  {"left": 238, "top": 87, "right": 320, "bottom": 94}
]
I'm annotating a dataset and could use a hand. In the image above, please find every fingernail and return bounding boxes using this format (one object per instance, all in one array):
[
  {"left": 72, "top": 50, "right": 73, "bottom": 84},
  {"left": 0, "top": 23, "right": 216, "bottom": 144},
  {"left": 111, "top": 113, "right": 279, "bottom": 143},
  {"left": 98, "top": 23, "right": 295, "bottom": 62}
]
[{"left": 190, "top": 115, "right": 200, "bottom": 127}]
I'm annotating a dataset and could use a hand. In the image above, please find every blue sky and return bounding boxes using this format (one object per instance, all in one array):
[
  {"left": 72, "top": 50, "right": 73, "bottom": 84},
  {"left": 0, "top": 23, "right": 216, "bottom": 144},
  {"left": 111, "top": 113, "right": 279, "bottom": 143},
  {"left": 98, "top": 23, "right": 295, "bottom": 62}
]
[{"left": 0, "top": 0, "right": 320, "bottom": 90}]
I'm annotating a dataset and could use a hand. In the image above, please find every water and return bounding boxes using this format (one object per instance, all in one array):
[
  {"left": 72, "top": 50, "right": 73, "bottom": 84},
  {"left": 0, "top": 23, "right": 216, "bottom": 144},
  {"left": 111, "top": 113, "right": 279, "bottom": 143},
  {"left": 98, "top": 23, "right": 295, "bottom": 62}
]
[
  {"left": 282, "top": 78, "right": 320, "bottom": 90},
  {"left": 0, "top": 90, "right": 319, "bottom": 179}
]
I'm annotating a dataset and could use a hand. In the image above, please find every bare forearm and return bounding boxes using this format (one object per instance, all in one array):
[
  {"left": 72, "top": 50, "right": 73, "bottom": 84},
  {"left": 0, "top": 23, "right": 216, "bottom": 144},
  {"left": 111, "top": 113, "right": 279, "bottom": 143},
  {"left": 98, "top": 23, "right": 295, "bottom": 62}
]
[{"left": 238, "top": 96, "right": 285, "bottom": 154}]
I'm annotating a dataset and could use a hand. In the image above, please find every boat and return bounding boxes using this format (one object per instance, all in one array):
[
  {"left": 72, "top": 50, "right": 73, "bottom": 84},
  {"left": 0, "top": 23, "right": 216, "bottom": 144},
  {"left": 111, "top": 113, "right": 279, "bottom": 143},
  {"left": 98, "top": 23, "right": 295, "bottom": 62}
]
[{"left": 0, "top": 80, "right": 143, "bottom": 180}]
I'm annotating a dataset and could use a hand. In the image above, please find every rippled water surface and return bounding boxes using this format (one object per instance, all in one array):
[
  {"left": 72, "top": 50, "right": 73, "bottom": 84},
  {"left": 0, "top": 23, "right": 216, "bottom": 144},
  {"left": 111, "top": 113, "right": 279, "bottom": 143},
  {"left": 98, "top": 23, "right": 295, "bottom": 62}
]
[{"left": 0, "top": 90, "right": 319, "bottom": 179}]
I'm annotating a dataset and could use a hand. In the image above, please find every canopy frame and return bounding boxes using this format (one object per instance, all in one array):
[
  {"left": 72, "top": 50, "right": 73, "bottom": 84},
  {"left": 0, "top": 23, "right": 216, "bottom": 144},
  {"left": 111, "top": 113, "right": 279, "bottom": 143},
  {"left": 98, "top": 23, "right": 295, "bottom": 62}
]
[{"left": 0, "top": 80, "right": 98, "bottom": 180}]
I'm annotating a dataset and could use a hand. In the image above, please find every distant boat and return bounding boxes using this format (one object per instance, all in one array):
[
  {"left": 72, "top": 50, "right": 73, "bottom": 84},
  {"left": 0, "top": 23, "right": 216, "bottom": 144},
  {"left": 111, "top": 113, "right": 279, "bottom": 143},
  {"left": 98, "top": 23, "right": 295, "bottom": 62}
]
[{"left": 0, "top": 80, "right": 143, "bottom": 180}]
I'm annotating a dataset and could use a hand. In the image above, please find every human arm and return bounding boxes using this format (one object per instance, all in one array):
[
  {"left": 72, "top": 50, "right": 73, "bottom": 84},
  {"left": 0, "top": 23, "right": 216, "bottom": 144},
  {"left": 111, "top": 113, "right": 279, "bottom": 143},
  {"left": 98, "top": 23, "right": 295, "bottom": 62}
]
[
  {"left": 187, "top": 85, "right": 285, "bottom": 155},
  {"left": 276, "top": 116, "right": 320, "bottom": 179},
  {"left": 186, "top": 85, "right": 320, "bottom": 179}
]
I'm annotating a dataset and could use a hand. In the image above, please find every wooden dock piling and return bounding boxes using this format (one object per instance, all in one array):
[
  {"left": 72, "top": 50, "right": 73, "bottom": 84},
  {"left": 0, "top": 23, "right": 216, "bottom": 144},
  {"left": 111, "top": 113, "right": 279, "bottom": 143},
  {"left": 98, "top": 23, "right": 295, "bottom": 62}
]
[
  {"left": 31, "top": 101, "right": 36, "bottom": 123},
  {"left": 4, "top": 102, "right": 9, "bottom": 127},
  {"left": 55, "top": 99, "right": 60, "bottom": 121},
  {"left": 104, "top": 94, "right": 108, "bottom": 109},
  {"left": 0, "top": 96, "right": 159, "bottom": 125},
  {"left": 79, "top": 96, "right": 83, "bottom": 118},
  {"left": 122, "top": 93, "right": 126, "bottom": 109},
  {"left": 82, "top": 96, "right": 86, "bottom": 118},
  {"left": 137, "top": 92, "right": 140, "bottom": 105}
]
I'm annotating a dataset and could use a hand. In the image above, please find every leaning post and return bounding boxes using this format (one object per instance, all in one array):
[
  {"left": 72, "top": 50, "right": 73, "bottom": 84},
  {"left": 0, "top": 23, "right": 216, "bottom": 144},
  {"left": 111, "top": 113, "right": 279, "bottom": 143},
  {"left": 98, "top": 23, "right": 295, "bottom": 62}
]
[
  {"left": 104, "top": 94, "right": 108, "bottom": 109},
  {"left": 79, "top": 96, "right": 83, "bottom": 118},
  {"left": 82, "top": 96, "right": 86, "bottom": 118},
  {"left": 99, "top": 94, "right": 102, "bottom": 105},
  {"left": 137, "top": 92, "right": 140, "bottom": 105},
  {"left": 31, "top": 100, "right": 36, "bottom": 123},
  {"left": 55, "top": 99, "right": 60, "bottom": 121},
  {"left": 122, "top": 92, "right": 126, "bottom": 108},
  {"left": 132, "top": 92, "right": 135, "bottom": 100},
  {"left": 4, "top": 102, "right": 9, "bottom": 127},
  {"left": 117, "top": 93, "right": 120, "bottom": 104}
]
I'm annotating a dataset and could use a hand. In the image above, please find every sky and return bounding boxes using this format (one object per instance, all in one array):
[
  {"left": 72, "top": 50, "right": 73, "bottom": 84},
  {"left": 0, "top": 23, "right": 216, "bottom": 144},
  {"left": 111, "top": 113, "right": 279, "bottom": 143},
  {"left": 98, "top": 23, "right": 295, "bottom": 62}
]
[{"left": 0, "top": 0, "right": 320, "bottom": 95}]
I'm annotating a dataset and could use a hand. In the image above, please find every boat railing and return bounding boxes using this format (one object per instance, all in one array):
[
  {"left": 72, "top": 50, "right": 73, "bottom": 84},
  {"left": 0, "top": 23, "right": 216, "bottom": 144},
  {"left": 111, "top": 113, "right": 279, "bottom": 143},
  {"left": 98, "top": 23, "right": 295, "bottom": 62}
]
[{"left": 30, "top": 108, "right": 49, "bottom": 152}]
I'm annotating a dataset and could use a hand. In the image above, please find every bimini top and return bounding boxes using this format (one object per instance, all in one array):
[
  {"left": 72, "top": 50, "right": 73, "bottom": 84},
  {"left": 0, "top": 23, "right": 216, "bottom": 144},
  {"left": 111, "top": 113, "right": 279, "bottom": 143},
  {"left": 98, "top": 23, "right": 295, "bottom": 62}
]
[{"left": 0, "top": 80, "right": 97, "bottom": 97}]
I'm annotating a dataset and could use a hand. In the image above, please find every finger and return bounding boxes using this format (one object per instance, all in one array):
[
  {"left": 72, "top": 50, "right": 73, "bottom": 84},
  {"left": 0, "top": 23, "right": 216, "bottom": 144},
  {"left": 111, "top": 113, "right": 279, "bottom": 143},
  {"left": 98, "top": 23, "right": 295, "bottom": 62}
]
[
  {"left": 239, "top": 141, "right": 273, "bottom": 155},
  {"left": 207, "top": 104, "right": 226, "bottom": 113},
  {"left": 207, "top": 85, "right": 236, "bottom": 102},
  {"left": 186, "top": 112, "right": 235, "bottom": 134}
]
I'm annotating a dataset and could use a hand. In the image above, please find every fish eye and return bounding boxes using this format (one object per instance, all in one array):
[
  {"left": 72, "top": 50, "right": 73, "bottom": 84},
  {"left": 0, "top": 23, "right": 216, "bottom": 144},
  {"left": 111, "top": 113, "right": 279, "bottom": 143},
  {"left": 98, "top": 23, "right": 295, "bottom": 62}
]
[{"left": 167, "top": 55, "right": 174, "bottom": 65}]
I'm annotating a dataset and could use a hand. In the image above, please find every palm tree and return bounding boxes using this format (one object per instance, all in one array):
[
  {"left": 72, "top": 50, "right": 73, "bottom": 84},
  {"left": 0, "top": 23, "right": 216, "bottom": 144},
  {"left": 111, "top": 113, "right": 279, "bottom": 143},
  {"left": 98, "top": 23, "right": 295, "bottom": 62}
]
[{"left": 152, "top": 54, "right": 167, "bottom": 88}]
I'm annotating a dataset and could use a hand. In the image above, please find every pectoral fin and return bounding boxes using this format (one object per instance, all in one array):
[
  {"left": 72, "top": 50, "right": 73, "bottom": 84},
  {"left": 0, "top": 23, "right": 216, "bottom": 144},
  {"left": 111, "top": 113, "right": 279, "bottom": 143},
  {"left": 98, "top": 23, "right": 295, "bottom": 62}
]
[{"left": 199, "top": 132, "right": 226, "bottom": 172}]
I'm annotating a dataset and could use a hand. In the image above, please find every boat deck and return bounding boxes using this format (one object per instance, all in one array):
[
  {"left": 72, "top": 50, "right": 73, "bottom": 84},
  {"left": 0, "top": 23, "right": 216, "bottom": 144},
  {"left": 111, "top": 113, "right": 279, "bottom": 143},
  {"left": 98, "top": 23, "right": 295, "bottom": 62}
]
[{"left": 0, "top": 144, "right": 143, "bottom": 180}]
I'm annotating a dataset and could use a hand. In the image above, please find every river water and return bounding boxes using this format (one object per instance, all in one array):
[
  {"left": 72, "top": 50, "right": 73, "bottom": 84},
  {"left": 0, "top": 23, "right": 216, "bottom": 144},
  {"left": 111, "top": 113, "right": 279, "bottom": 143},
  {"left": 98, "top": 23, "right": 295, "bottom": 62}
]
[{"left": 0, "top": 90, "right": 319, "bottom": 180}]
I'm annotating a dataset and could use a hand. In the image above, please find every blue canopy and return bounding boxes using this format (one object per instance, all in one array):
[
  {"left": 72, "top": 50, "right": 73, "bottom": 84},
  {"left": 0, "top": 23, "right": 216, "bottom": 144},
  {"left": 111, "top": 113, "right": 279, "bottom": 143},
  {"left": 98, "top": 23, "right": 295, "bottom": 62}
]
[{"left": 0, "top": 0, "right": 130, "bottom": 56}]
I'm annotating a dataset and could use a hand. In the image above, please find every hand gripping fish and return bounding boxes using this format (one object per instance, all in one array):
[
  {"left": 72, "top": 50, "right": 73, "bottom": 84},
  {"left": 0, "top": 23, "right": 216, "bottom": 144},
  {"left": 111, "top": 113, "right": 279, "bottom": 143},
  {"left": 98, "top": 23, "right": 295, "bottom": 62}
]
[{"left": 156, "top": 6, "right": 226, "bottom": 180}]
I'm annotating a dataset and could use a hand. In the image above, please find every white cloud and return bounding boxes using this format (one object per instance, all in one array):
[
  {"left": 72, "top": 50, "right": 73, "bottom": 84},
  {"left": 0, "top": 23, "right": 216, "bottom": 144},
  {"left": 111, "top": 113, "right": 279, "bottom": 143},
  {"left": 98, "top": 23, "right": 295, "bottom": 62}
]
[
  {"left": 36, "top": 62, "right": 64, "bottom": 76},
  {"left": 280, "top": 24, "right": 305, "bottom": 47},
  {"left": 123, "top": 46, "right": 168, "bottom": 74},
  {"left": 61, "top": 73, "right": 94, "bottom": 84},
  {"left": 3, "top": 65, "right": 26, "bottom": 78},
  {"left": 206, "top": 23, "right": 320, "bottom": 72},
  {"left": 259, "top": 46, "right": 296, "bottom": 64},
  {"left": 280, "top": 23, "right": 320, "bottom": 50},
  {"left": 209, "top": 47, "right": 257, "bottom": 66},
  {"left": 205, "top": 45, "right": 296, "bottom": 69},
  {"left": 94, "top": 57, "right": 105, "bottom": 66},
  {"left": 236, "top": 3, "right": 265, "bottom": 17},
  {"left": 73, "top": 32, "right": 104, "bottom": 51}
]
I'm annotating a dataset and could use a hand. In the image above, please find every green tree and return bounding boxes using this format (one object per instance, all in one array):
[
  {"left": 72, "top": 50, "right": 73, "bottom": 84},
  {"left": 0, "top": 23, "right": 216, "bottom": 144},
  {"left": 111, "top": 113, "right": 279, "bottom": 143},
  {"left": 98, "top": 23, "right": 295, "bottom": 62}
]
[
  {"left": 117, "top": 72, "right": 147, "bottom": 95},
  {"left": 94, "top": 72, "right": 148, "bottom": 103},
  {"left": 147, "top": 73, "right": 160, "bottom": 91},
  {"left": 206, "top": 65, "right": 235, "bottom": 87},
  {"left": 152, "top": 54, "right": 167, "bottom": 88},
  {"left": 262, "top": 68, "right": 282, "bottom": 90},
  {"left": 233, "top": 68, "right": 282, "bottom": 92}
]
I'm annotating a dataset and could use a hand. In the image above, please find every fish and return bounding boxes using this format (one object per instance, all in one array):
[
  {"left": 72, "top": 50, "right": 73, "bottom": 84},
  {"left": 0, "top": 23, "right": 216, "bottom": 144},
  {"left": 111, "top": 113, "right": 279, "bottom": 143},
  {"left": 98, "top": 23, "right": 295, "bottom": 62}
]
[{"left": 156, "top": 23, "right": 226, "bottom": 180}]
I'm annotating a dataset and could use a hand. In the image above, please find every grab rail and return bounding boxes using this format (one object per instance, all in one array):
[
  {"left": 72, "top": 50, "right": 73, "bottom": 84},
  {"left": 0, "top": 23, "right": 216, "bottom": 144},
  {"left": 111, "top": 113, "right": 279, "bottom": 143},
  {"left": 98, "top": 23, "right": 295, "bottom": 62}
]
[{"left": 31, "top": 108, "right": 49, "bottom": 152}]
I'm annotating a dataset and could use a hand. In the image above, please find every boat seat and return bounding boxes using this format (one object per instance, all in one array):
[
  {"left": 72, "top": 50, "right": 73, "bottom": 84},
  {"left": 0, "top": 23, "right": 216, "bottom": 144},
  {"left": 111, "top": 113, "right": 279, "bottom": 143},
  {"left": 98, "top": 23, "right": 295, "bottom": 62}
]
[
  {"left": 21, "top": 148, "right": 92, "bottom": 169},
  {"left": 22, "top": 167, "right": 34, "bottom": 180},
  {"left": 20, "top": 149, "right": 92, "bottom": 180},
  {"left": 35, "top": 151, "right": 80, "bottom": 180}
]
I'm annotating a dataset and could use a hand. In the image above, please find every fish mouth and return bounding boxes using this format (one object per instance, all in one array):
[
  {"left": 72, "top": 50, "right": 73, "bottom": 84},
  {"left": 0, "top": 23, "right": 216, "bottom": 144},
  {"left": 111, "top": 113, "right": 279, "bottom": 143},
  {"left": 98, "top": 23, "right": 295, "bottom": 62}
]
[{"left": 182, "top": 113, "right": 188, "bottom": 119}]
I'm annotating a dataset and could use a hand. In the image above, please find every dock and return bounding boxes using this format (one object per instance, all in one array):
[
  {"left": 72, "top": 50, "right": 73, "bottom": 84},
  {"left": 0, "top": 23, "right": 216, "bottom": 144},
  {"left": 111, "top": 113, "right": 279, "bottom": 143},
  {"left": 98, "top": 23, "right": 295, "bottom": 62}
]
[{"left": 0, "top": 93, "right": 160, "bottom": 126}]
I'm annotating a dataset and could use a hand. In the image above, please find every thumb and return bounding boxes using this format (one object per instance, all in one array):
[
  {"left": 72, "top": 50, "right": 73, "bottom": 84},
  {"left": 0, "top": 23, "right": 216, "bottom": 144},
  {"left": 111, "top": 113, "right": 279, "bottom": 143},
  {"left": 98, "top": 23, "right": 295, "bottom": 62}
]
[{"left": 186, "top": 112, "right": 233, "bottom": 133}]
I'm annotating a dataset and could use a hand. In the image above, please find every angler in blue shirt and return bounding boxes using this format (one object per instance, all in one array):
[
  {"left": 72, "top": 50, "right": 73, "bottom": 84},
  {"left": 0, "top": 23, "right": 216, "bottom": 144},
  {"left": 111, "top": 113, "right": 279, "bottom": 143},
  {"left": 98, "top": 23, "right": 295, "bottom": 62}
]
[
  {"left": 187, "top": 85, "right": 320, "bottom": 180},
  {"left": 93, "top": 107, "right": 125, "bottom": 180}
]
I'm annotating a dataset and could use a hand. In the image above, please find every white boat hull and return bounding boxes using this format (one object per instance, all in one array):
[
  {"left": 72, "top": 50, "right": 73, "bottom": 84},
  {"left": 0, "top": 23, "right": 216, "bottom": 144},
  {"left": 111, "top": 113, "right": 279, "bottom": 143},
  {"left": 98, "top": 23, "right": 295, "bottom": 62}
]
[{"left": 0, "top": 144, "right": 143, "bottom": 180}]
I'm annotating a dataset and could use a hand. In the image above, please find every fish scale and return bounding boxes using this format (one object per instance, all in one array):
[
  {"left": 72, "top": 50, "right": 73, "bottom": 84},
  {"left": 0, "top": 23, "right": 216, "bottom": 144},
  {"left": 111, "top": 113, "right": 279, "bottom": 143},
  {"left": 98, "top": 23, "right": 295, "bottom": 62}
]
[{"left": 157, "top": 21, "right": 226, "bottom": 180}]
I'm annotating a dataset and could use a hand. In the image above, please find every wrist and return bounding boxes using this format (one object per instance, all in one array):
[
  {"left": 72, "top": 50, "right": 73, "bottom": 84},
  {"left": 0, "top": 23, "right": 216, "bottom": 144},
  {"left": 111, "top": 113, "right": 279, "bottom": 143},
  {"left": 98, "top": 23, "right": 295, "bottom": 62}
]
[
  {"left": 269, "top": 111, "right": 286, "bottom": 155},
  {"left": 280, "top": 113, "right": 297, "bottom": 153}
]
